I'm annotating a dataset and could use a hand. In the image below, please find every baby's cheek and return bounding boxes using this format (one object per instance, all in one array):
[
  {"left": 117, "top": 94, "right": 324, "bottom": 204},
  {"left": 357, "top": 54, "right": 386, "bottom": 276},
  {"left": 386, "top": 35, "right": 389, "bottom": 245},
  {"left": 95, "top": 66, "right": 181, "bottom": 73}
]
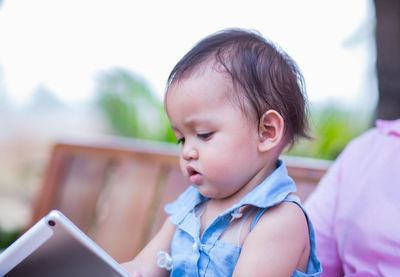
[{"left": 205, "top": 156, "right": 234, "bottom": 180}]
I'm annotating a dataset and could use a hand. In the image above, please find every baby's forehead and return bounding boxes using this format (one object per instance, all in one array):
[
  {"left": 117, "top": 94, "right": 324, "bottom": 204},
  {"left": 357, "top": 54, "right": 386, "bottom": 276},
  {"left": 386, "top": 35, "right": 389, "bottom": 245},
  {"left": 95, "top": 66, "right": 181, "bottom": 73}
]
[
  {"left": 168, "top": 64, "right": 236, "bottom": 103},
  {"left": 166, "top": 65, "right": 257, "bottom": 122}
]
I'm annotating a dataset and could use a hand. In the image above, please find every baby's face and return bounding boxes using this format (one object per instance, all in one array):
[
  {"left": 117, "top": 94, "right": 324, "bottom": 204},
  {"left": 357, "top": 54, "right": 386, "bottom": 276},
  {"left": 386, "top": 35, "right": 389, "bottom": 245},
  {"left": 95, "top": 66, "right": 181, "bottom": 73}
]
[{"left": 165, "top": 66, "right": 263, "bottom": 199}]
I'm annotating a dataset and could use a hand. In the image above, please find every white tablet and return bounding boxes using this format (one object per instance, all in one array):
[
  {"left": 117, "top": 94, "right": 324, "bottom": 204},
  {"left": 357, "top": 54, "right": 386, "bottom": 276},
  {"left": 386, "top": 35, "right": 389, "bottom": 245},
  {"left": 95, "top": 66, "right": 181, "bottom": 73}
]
[{"left": 0, "top": 210, "right": 130, "bottom": 277}]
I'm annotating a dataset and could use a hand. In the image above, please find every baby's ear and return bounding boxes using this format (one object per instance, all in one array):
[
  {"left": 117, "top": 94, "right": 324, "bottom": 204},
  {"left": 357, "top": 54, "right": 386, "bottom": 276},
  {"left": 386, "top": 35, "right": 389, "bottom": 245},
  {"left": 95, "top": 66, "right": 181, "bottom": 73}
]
[{"left": 257, "top": 110, "right": 284, "bottom": 152}]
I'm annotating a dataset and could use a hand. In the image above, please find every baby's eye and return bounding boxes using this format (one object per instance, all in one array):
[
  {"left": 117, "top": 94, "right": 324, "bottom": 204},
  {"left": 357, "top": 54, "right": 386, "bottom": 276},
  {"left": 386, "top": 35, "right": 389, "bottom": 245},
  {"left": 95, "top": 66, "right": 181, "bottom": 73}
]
[
  {"left": 197, "top": 133, "right": 213, "bottom": 140},
  {"left": 177, "top": 137, "right": 185, "bottom": 145}
]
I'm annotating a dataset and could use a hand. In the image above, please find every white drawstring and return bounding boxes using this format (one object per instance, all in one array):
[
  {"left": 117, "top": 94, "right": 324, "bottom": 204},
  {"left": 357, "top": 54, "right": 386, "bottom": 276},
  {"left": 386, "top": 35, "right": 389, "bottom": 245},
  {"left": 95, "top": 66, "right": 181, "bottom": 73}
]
[{"left": 157, "top": 251, "right": 173, "bottom": 271}]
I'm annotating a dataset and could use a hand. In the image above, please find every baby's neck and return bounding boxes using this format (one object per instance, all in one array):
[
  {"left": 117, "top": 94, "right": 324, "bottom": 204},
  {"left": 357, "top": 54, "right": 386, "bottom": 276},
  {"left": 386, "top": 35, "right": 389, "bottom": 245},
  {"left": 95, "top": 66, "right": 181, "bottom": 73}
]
[
  {"left": 221, "top": 158, "right": 277, "bottom": 205},
  {"left": 199, "top": 158, "right": 278, "bottom": 233}
]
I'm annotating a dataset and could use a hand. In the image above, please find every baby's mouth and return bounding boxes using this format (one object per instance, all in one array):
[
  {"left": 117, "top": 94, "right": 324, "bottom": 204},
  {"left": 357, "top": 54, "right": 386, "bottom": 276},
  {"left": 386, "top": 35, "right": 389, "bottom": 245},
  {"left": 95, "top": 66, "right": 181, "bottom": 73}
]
[{"left": 187, "top": 166, "right": 203, "bottom": 184}]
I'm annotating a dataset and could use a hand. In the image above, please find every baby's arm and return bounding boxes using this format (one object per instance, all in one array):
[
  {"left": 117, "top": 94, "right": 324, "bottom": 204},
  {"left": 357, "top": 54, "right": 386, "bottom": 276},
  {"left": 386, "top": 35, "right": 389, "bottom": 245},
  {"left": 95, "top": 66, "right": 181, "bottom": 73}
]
[
  {"left": 121, "top": 218, "right": 176, "bottom": 277},
  {"left": 233, "top": 202, "right": 309, "bottom": 276}
]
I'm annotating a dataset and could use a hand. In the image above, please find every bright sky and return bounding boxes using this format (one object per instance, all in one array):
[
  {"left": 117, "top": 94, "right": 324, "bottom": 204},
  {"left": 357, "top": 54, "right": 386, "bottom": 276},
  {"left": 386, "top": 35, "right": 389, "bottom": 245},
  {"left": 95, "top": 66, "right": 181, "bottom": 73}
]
[{"left": 0, "top": 0, "right": 377, "bottom": 108}]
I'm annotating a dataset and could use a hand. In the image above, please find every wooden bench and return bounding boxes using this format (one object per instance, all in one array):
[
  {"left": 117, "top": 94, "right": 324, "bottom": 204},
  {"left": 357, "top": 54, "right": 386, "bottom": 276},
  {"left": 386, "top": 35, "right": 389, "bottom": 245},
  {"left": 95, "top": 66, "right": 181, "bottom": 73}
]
[{"left": 29, "top": 136, "right": 331, "bottom": 263}]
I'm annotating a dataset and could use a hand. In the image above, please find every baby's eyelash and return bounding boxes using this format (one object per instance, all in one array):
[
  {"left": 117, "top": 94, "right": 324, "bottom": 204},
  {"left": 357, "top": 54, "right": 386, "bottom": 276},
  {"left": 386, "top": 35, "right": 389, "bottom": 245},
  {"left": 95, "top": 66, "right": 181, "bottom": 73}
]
[
  {"left": 176, "top": 138, "right": 185, "bottom": 145},
  {"left": 197, "top": 133, "right": 213, "bottom": 140}
]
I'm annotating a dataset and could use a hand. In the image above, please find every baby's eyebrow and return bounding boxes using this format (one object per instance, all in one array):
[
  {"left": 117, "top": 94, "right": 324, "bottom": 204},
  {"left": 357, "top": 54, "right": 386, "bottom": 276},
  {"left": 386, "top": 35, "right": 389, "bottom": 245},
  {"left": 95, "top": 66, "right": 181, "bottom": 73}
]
[
  {"left": 183, "top": 116, "right": 214, "bottom": 126},
  {"left": 170, "top": 116, "right": 215, "bottom": 132}
]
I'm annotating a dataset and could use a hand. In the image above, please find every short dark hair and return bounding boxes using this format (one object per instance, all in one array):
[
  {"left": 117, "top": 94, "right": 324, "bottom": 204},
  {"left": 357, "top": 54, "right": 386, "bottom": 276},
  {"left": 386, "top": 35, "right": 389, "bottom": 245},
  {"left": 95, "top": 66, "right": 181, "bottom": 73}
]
[{"left": 166, "top": 28, "right": 310, "bottom": 148}]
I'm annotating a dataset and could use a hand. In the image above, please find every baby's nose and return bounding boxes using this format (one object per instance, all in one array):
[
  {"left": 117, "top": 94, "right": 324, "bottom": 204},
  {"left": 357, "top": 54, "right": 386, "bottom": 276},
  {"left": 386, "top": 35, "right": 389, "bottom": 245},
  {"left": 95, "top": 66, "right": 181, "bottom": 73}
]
[{"left": 182, "top": 144, "right": 199, "bottom": 160}]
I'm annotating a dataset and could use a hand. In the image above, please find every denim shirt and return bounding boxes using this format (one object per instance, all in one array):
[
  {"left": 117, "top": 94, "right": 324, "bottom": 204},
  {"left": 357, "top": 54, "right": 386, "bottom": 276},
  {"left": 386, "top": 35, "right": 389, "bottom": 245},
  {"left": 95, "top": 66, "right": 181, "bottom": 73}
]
[{"left": 164, "top": 160, "right": 322, "bottom": 276}]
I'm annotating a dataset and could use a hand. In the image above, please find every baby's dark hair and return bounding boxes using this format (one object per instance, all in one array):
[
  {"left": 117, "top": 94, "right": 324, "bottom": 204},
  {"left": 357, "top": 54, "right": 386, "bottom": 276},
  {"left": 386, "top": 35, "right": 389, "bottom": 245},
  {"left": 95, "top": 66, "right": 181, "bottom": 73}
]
[{"left": 167, "top": 28, "right": 310, "bottom": 148}]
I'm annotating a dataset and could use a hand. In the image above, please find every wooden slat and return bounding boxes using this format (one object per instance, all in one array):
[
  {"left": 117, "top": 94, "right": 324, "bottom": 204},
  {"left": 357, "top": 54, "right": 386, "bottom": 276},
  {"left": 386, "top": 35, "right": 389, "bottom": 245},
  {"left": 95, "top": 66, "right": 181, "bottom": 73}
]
[
  {"left": 148, "top": 166, "right": 188, "bottom": 239},
  {"left": 53, "top": 137, "right": 181, "bottom": 167},
  {"left": 30, "top": 145, "right": 70, "bottom": 226},
  {"left": 92, "top": 159, "right": 163, "bottom": 262},
  {"left": 53, "top": 155, "right": 109, "bottom": 233}
]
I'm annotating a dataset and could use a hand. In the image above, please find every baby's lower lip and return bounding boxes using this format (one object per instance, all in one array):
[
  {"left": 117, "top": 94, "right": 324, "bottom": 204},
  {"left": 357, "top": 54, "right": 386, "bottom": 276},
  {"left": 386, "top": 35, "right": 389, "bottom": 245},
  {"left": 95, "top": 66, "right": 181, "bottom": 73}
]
[{"left": 190, "top": 173, "right": 203, "bottom": 184}]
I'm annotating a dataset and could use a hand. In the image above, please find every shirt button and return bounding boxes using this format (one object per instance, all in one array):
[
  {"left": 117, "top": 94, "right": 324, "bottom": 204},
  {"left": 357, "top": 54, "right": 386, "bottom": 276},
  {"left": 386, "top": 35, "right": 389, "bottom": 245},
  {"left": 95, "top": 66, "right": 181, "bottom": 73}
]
[{"left": 231, "top": 208, "right": 243, "bottom": 218}]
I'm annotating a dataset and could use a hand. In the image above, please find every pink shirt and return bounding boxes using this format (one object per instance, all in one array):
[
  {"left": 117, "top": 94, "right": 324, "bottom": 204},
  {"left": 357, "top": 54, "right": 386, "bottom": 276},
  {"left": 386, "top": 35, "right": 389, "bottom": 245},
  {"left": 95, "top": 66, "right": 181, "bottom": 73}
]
[{"left": 305, "top": 119, "right": 400, "bottom": 276}]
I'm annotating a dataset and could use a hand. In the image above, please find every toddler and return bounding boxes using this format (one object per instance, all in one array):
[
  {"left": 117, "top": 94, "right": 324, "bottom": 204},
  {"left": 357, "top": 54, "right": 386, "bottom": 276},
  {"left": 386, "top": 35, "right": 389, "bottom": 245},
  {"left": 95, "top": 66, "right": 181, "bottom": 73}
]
[{"left": 122, "top": 28, "right": 322, "bottom": 276}]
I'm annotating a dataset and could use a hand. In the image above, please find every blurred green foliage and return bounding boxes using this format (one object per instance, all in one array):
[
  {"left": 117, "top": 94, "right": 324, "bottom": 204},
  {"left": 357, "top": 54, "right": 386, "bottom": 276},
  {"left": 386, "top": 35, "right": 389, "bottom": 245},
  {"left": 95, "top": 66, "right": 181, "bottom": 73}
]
[
  {"left": 95, "top": 68, "right": 176, "bottom": 143},
  {"left": 288, "top": 103, "right": 372, "bottom": 160},
  {"left": 95, "top": 69, "right": 373, "bottom": 161},
  {"left": 0, "top": 227, "right": 21, "bottom": 250}
]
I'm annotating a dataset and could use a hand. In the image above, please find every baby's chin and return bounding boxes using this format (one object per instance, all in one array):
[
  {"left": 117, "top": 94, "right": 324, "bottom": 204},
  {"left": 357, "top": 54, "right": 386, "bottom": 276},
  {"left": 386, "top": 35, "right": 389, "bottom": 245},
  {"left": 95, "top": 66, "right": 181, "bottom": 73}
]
[{"left": 193, "top": 183, "right": 233, "bottom": 199}]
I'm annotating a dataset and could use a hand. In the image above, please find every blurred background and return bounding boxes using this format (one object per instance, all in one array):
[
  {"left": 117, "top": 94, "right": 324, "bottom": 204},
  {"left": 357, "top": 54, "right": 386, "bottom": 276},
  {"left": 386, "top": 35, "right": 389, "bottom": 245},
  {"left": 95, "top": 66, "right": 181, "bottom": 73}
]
[{"left": 0, "top": 0, "right": 399, "bottom": 248}]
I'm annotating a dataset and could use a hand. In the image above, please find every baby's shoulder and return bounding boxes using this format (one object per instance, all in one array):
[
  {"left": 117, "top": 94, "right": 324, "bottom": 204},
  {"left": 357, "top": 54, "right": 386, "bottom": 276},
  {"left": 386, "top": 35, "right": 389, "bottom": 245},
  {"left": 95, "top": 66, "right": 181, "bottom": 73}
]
[
  {"left": 236, "top": 201, "right": 311, "bottom": 275},
  {"left": 251, "top": 201, "right": 308, "bottom": 241}
]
